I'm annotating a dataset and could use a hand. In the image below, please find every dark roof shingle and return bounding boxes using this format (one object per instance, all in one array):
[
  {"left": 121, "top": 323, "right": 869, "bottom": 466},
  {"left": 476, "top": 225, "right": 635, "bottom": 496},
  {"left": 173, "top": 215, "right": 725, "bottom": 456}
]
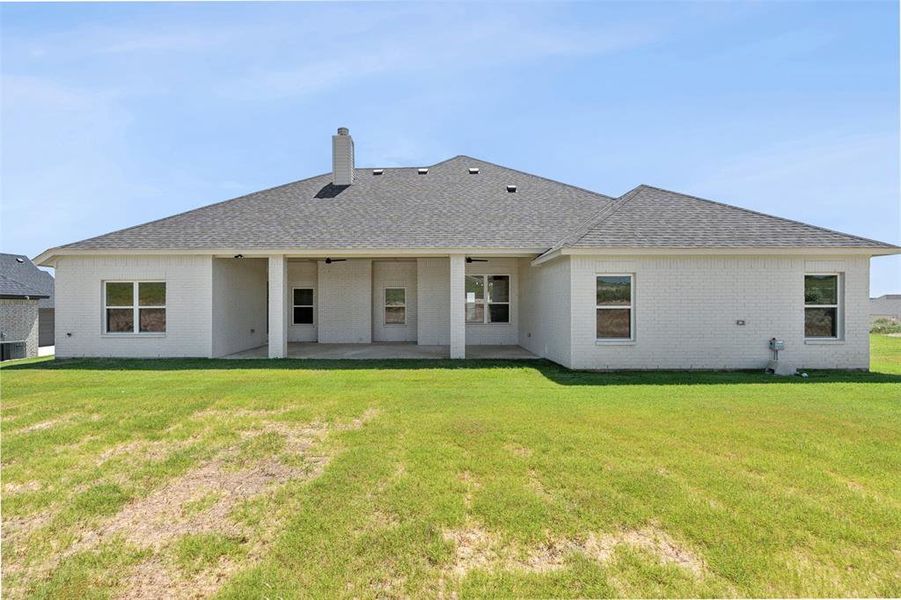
[
  {"left": 58, "top": 156, "right": 613, "bottom": 251},
  {"left": 0, "top": 254, "right": 53, "bottom": 302},
  {"left": 566, "top": 185, "right": 896, "bottom": 249},
  {"left": 46, "top": 157, "right": 896, "bottom": 255}
]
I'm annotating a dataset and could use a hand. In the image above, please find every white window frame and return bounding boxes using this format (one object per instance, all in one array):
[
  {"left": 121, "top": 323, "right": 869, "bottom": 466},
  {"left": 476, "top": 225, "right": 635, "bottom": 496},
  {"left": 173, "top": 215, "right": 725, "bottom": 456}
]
[
  {"left": 292, "top": 287, "right": 315, "bottom": 325},
  {"left": 384, "top": 287, "right": 407, "bottom": 325},
  {"left": 804, "top": 273, "right": 842, "bottom": 340},
  {"left": 465, "top": 274, "right": 511, "bottom": 324},
  {"left": 595, "top": 273, "right": 634, "bottom": 342},
  {"left": 103, "top": 280, "right": 166, "bottom": 335}
]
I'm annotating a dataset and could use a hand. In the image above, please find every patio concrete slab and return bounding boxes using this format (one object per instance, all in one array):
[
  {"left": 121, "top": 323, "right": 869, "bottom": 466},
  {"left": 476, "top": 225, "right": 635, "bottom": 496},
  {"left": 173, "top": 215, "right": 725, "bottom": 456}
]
[{"left": 223, "top": 342, "right": 537, "bottom": 360}]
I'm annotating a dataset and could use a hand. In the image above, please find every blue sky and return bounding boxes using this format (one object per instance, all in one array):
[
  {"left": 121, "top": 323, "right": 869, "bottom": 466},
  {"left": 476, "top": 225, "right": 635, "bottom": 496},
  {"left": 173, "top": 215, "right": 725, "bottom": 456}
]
[{"left": 1, "top": 1, "right": 898, "bottom": 294}]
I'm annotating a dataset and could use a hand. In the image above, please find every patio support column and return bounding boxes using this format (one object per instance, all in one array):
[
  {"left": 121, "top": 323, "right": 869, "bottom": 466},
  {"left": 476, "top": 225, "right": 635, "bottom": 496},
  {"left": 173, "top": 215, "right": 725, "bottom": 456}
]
[
  {"left": 449, "top": 254, "right": 466, "bottom": 359},
  {"left": 268, "top": 255, "right": 288, "bottom": 358}
]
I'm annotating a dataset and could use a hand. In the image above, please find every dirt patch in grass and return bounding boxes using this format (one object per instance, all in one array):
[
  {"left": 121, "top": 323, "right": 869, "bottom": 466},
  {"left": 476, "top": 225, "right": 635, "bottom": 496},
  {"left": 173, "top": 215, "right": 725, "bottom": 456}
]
[
  {"left": 76, "top": 456, "right": 314, "bottom": 552},
  {"left": 118, "top": 553, "right": 249, "bottom": 600},
  {"left": 112, "top": 408, "right": 377, "bottom": 599},
  {"left": 369, "top": 509, "right": 401, "bottom": 530},
  {"left": 18, "top": 418, "right": 63, "bottom": 434},
  {"left": 2, "top": 511, "right": 53, "bottom": 546},
  {"left": 506, "top": 443, "right": 533, "bottom": 458},
  {"left": 441, "top": 523, "right": 707, "bottom": 580},
  {"left": 513, "top": 538, "right": 571, "bottom": 573},
  {"left": 3, "top": 480, "right": 41, "bottom": 495},
  {"left": 443, "top": 523, "right": 500, "bottom": 577},
  {"left": 6, "top": 408, "right": 378, "bottom": 600},
  {"left": 584, "top": 526, "right": 707, "bottom": 577},
  {"left": 96, "top": 439, "right": 193, "bottom": 466},
  {"left": 188, "top": 407, "right": 294, "bottom": 420},
  {"left": 338, "top": 407, "right": 381, "bottom": 431}
]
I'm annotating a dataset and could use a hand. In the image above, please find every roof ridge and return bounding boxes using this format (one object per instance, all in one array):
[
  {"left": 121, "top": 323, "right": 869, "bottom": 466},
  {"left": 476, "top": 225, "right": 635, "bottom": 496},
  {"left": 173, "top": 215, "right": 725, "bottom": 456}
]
[
  {"left": 429, "top": 155, "right": 467, "bottom": 168},
  {"left": 444, "top": 154, "right": 616, "bottom": 202},
  {"left": 57, "top": 172, "right": 329, "bottom": 251},
  {"left": 550, "top": 185, "right": 644, "bottom": 252},
  {"left": 636, "top": 184, "right": 898, "bottom": 248}
]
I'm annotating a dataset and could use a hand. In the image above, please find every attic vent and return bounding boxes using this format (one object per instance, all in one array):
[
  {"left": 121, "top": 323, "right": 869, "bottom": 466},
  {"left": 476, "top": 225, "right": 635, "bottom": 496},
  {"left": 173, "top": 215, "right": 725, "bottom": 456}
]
[
  {"left": 468, "top": 167, "right": 480, "bottom": 174},
  {"left": 506, "top": 185, "right": 517, "bottom": 193},
  {"left": 373, "top": 169, "right": 384, "bottom": 175},
  {"left": 15, "top": 257, "right": 24, "bottom": 263},
  {"left": 418, "top": 168, "right": 429, "bottom": 175}
]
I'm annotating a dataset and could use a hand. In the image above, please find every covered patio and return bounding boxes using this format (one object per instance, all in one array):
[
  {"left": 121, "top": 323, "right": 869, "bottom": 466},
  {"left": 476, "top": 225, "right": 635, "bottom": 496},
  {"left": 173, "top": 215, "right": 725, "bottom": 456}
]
[
  {"left": 210, "top": 253, "right": 537, "bottom": 360},
  {"left": 224, "top": 342, "right": 538, "bottom": 360}
]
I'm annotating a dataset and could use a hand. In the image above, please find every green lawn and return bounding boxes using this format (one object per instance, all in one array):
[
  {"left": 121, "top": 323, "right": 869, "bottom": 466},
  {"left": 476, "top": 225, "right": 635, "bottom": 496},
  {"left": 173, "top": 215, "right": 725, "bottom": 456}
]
[{"left": 2, "top": 336, "right": 899, "bottom": 599}]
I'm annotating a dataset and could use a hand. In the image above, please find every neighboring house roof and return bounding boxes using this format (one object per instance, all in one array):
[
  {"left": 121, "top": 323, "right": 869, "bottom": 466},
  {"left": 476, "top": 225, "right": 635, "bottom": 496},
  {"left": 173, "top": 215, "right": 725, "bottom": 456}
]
[
  {"left": 53, "top": 156, "right": 614, "bottom": 251},
  {"left": 870, "top": 294, "right": 901, "bottom": 318},
  {"left": 563, "top": 185, "right": 896, "bottom": 250},
  {"left": 0, "top": 274, "right": 45, "bottom": 299},
  {"left": 0, "top": 254, "right": 53, "bottom": 302},
  {"left": 37, "top": 155, "right": 898, "bottom": 259}
]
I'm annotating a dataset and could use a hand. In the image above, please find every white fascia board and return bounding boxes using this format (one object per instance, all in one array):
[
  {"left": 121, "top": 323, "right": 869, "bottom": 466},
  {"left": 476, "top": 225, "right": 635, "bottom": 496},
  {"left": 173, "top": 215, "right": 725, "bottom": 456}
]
[
  {"left": 530, "top": 249, "right": 563, "bottom": 266},
  {"left": 36, "top": 243, "right": 900, "bottom": 268},
  {"left": 35, "top": 246, "right": 546, "bottom": 266},
  {"left": 529, "top": 245, "right": 899, "bottom": 267},
  {"left": 559, "top": 246, "right": 900, "bottom": 257}
]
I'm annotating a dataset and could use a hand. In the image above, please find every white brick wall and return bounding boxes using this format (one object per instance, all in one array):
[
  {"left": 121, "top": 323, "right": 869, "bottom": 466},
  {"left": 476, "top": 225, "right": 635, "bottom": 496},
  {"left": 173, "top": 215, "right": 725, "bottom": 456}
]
[
  {"left": 317, "top": 259, "right": 372, "bottom": 343},
  {"left": 417, "top": 258, "right": 450, "bottom": 345},
  {"left": 287, "top": 260, "right": 318, "bottom": 342},
  {"left": 51, "top": 251, "right": 871, "bottom": 370},
  {"left": 54, "top": 255, "right": 213, "bottom": 358},
  {"left": 519, "top": 257, "right": 572, "bottom": 366},
  {"left": 211, "top": 257, "right": 267, "bottom": 357},
  {"left": 372, "top": 261, "right": 418, "bottom": 342},
  {"left": 568, "top": 254, "right": 871, "bottom": 370}
]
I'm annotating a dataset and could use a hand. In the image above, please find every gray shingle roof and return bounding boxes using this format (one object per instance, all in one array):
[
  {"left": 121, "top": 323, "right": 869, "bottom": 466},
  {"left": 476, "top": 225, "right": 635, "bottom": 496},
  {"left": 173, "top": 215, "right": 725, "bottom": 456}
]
[
  {"left": 0, "top": 254, "right": 53, "bottom": 302},
  {"left": 565, "top": 185, "right": 896, "bottom": 249},
  {"left": 47, "top": 157, "right": 895, "bottom": 255},
  {"left": 58, "top": 156, "right": 614, "bottom": 251}
]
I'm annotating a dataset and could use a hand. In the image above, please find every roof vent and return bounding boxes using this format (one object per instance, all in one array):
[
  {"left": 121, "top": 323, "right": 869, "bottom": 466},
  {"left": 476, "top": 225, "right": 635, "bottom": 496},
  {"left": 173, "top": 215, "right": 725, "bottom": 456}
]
[
  {"left": 506, "top": 185, "right": 517, "bottom": 193},
  {"left": 418, "top": 168, "right": 429, "bottom": 175},
  {"left": 468, "top": 167, "right": 480, "bottom": 174},
  {"left": 15, "top": 257, "right": 24, "bottom": 263},
  {"left": 372, "top": 169, "right": 384, "bottom": 175}
]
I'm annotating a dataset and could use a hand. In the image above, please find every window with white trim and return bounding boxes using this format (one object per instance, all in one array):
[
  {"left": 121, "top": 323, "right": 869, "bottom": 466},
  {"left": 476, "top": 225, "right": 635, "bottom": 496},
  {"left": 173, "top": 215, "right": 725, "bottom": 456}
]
[
  {"left": 292, "top": 288, "right": 314, "bottom": 325},
  {"left": 465, "top": 275, "right": 510, "bottom": 323},
  {"left": 804, "top": 274, "right": 840, "bottom": 338},
  {"left": 596, "top": 275, "right": 633, "bottom": 340},
  {"left": 384, "top": 288, "right": 406, "bottom": 324},
  {"left": 104, "top": 281, "right": 166, "bottom": 334}
]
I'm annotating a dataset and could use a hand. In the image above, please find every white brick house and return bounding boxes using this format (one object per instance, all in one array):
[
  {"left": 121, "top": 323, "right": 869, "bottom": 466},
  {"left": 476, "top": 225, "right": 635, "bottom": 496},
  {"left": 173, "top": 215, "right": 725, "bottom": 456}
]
[{"left": 35, "top": 129, "right": 899, "bottom": 370}]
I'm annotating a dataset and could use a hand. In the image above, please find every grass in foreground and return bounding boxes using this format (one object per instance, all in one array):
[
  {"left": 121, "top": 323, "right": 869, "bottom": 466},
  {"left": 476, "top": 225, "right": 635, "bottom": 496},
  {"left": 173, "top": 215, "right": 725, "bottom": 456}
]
[{"left": 1, "top": 336, "right": 899, "bottom": 598}]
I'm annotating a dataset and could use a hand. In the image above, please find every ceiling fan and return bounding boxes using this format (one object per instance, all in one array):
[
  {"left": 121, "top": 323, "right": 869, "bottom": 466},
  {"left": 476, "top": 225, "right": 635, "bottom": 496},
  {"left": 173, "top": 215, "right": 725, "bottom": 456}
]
[
  {"left": 466, "top": 257, "right": 488, "bottom": 263},
  {"left": 324, "top": 257, "right": 347, "bottom": 264}
]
